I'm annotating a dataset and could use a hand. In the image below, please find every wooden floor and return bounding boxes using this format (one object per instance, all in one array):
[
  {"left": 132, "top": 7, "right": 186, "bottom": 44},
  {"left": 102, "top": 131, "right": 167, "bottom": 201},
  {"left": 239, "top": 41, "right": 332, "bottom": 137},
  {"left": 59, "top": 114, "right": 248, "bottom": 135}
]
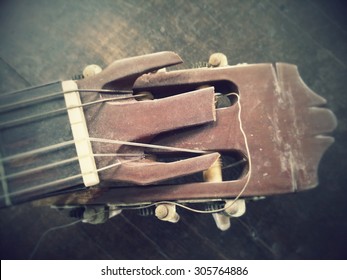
[{"left": 0, "top": 0, "right": 346, "bottom": 259}]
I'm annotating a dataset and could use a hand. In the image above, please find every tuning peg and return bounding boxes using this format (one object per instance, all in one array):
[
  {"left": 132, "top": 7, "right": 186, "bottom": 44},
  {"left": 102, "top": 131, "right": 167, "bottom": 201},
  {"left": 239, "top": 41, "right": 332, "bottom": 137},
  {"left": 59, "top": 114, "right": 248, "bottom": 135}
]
[
  {"left": 208, "top": 53, "right": 228, "bottom": 67},
  {"left": 211, "top": 199, "right": 246, "bottom": 231},
  {"left": 68, "top": 205, "right": 122, "bottom": 224},
  {"left": 77, "top": 51, "right": 182, "bottom": 90},
  {"left": 212, "top": 213, "right": 231, "bottom": 231},
  {"left": 224, "top": 199, "right": 246, "bottom": 217},
  {"left": 82, "top": 64, "right": 103, "bottom": 78},
  {"left": 155, "top": 203, "right": 180, "bottom": 223}
]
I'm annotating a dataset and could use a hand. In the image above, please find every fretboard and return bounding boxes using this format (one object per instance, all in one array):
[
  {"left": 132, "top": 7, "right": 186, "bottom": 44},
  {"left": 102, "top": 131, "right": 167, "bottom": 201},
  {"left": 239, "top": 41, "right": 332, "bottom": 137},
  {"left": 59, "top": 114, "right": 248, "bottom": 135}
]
[{"left": 0, "top": 82, "right": 83, "bottom": 207}]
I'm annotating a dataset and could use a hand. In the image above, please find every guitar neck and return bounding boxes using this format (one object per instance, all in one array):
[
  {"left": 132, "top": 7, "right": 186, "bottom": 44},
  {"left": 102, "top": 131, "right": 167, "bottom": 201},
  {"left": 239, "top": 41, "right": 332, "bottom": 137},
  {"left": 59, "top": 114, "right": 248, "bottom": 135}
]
[
  {"left": 0, "top": 81, "right": 83, "bottom": 207},
  {"left": 0, "top": 52, "right": 337, "bottom": 213}
]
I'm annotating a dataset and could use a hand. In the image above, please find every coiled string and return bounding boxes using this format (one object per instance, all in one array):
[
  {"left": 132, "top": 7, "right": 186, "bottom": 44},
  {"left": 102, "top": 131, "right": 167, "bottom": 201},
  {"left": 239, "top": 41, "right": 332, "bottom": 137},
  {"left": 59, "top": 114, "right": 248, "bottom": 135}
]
[{"left": 119, "top": 92, "right": 252, "bottom": 214}]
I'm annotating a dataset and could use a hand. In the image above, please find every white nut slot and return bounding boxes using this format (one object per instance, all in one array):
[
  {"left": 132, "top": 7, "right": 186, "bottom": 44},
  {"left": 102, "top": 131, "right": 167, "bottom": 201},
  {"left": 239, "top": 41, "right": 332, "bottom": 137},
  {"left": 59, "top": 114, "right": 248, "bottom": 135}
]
[{"left": 155, "top": 204, "right": 180, "bottom": 223}]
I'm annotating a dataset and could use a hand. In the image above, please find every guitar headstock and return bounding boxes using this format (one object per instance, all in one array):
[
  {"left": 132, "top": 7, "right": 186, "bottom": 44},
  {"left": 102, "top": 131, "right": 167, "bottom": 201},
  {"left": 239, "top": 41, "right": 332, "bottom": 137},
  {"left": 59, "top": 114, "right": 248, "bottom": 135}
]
[{"left": 1, "top": 52, "right": 337, "bottom": 231}]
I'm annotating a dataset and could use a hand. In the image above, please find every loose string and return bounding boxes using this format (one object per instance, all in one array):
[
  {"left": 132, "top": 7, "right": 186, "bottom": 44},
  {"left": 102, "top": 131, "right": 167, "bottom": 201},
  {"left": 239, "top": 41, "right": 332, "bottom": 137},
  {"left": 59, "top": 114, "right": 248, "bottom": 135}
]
[
  {"left": 180, "top": 92, "right": 252, "bottom": 213},
  {"left": 0, "top": 136, "right": 206, "bottom": 164},
  {"left": 89, "top": 137, "right": 208, "bottom": 154},
  {"left": 0, "top": 86, "right": 250, "bottom": 210},
  {"left": 28, "top": 208, "right": 109, "bottom": 259},
  {"left": 121, "top": 92, "right": 252, "bottom": 215},
  {"left": 29, "top": 219, "right": 82, "bottom": 259},
  {"left": 222, "top": 158, "right": 247, "bottom": 170}
]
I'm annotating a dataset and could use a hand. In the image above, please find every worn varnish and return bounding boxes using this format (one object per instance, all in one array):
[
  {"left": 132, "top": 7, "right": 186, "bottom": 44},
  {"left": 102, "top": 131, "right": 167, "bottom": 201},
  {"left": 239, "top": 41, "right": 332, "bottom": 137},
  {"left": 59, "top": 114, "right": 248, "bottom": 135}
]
[{"left": 0, "top": 0, "right": 346, "bottom": 259}]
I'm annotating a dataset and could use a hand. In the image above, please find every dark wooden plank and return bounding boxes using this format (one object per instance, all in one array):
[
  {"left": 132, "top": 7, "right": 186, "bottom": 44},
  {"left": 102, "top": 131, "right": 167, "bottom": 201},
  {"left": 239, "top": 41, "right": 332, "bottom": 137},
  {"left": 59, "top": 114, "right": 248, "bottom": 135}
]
[
  {"left": 119, "top": 211, "right": 229, "bottom": 260},
  {"left": 69, "top": 214, "right": 169, "bottom": 260},
  {"left": 0, "top": 204, "right": 112, "bottom": 259},
  {"left": 180, "top": 207, "right": 278, "bottom": 260},
  {"left": 312, "top": 0, "right": 347, "bottom": 32},
  {"left": 269, "top": 0, "right": 347, "bottom": 68}
]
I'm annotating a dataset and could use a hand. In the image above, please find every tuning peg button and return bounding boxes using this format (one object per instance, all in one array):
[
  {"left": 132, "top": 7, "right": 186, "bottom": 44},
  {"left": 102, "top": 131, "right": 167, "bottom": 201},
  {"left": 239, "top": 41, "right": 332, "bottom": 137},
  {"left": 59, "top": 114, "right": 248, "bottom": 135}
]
[
  {"left": 83, "top": 64, "right": 102, "bottom": 78},
  {"left": 155, "top": 204, "right": 180, "bottom": 223},
  {"left": 224, "top": 199, "right": 246, "bottom": 218},
  {"left": 212, "top": 213, "right": 231, "bottom": 231},
  {"left": 209, "top": 53, "right": 228, "bottom": 67}
]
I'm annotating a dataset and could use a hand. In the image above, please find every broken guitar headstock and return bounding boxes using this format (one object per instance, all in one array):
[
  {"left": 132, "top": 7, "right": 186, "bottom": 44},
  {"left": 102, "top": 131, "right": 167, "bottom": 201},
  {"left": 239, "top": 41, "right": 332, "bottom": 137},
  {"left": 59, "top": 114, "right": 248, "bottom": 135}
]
[{"left": 0, "top": 52, "right": 337, "bottom": 230}]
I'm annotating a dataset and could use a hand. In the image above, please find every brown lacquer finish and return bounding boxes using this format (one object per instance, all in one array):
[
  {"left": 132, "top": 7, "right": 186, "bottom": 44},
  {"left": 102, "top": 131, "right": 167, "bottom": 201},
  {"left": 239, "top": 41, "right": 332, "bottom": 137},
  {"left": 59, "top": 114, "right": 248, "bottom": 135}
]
[{"left": 39, "top": 52, "right": 336, "bottom": 206}]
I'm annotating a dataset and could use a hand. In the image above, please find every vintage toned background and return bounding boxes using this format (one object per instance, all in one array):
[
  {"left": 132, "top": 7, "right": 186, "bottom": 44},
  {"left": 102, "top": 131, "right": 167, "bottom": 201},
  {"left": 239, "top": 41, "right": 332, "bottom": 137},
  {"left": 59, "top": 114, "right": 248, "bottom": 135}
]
[{"left": 0, "top": 0, "right": 346, "bottom": 259}]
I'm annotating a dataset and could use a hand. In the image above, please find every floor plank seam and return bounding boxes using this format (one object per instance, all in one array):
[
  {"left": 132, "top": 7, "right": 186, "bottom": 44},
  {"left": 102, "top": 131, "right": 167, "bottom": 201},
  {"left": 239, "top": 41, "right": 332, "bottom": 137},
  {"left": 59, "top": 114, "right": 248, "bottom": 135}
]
[
  {"left": 0, "top": 56, "right": 31, "bottom": 87},
  {"left": 120, "top": 214, "right": 170, "bottom": 260}
]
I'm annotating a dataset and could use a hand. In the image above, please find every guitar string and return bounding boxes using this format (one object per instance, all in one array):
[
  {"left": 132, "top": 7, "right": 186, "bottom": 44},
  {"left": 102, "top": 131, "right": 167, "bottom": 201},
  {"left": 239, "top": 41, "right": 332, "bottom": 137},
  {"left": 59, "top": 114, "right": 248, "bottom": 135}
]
[
  {"left": 2, "top": 87, "right": 152, "bottom": 198},
  {"left": 0, "top": 87, "right": 246, "bottom": 207},
  {"left": 0, "top": 153, "right": 9, "bottom": 207},
  {"left": 173, "top": 93, "right": 252, "bottom": 214},
  {"left": 0, "top": 153, "right": 144, "bottom": 180},
  {"left": 29, "top": 218, "right": 83, "bottom": 259},
  {"left": 26, "top": 92, "right": 248, "bottom": 258},
  {"left": 89, "top": 137, "right": 208, "bottom": 154},
  {"left": 0, "top": 136, "right": 206, "bottom": 164},
  {"left": 0, "top": 86, "right": 207, "bottom": 163},
  {"left": 0, "top": 133, "right": 211, "bottom": 200},
  {"left": 28, "top": 208, "right": 109, "bottom": 260},
  {"left": 0, "top": 88, "right": 149, "bottom": 205},
  {"left": 0, "top": 85, "right": 213, "bottom": 129},
  {"left": 0, "top": 85, "right": 131, "bottom": 99},
  {"left": 25, "top": 93, "right": 248, "bottom": 255},
  {"left": 0, "top": 137, "right": 209, "bottom": 203},
  {"left": 119, "top": 93, "right": 252, "bottom": 215},
  {"left": 222, "top": 158, "right": 247, "bottom": 170},
  {"left": 0, "top": 81, "right": 58, "bottom": 97},
  {"left": 0, "top": 140, "right": 76, "bottom": 162},
  {"left": 0, "top": 158, "right": 141, "bottom": 201},
  {"left": 0, "top": 88, "right": 131, "bottom": 114},
  {"left": 0, "top": 91, "right": 145, "bottom": 130},
  {"left": 0, "top": 135, "right": 207, "bottom": 202},
  {"left": 33, "top": 92, "right": 249, "bottom": 215}
]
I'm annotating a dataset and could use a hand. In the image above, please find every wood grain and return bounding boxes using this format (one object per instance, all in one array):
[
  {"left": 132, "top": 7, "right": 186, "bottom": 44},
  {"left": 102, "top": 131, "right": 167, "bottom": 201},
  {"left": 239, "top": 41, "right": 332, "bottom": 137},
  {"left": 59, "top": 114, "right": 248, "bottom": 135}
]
[{"left": 0, "top": 0, "right": 346, "bottom": 259}]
